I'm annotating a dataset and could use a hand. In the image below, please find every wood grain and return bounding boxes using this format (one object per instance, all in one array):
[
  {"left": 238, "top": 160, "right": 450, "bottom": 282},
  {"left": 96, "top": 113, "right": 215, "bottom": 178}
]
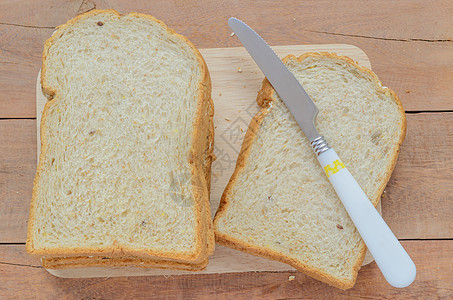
[
  {"left": 1, "top": 113, "right": 452, "bottom": 243},
  {"left": 1, "top": 0, "right": 453, "bottom": 117},
  {"left": 1, "top": 241, "right": 452, "bottom": 299},
  {"left": 0, "top": 120, "right": 36, "bottom": 243},
  {"left": 384, "top": 112, "right": 453, "bottom": 239}
]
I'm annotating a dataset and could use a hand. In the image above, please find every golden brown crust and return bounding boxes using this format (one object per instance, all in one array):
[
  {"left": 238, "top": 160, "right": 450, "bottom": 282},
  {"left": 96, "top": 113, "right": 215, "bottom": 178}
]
[
  {"left": 42, "top": 254, "right": 206, "bottom": 266},
  {"left": 214, "top": 52, "right": 406, "bottom": 290},
  {"left": 42, "top": 256, "right": 208, "bottom": 271},
  {"left": 27, "top": 9, "right": 213, "bottom": 263},
  {"left": 191, "top": 48, "right": 215, "bottom": 257}
]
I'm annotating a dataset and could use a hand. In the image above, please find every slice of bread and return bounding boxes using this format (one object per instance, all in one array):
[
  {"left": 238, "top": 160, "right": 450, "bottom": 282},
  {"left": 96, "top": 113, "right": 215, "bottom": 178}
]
[
  {"left": 41, "top": 205, "right": 215, "bottom": 269},
  {"left": 26, "top": 9, "right": 214, "bottom": 265},
  {"left": 42, "top": 198, "right": 215, "bottom": 269},
  {"left": 214, "top": 53, "right": 406, "bottom": 289}
]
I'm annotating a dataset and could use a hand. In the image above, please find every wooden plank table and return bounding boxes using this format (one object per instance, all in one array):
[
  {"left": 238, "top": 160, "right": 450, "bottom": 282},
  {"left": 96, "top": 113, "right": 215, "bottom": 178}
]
[{"left": 1, "top": 0, "right": 452, "bottom": 298}]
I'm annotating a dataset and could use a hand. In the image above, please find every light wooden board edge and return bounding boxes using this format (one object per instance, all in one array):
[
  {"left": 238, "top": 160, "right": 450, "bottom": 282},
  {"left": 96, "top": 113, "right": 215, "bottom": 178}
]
[{"left": 36, "top": 44, "right": 380, "bottom": 278}]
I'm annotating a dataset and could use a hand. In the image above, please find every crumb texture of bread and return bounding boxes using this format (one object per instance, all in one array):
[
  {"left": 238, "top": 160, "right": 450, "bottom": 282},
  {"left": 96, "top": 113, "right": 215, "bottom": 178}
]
[
  {"left": 27, "top": 10, "right": 213, "bottom": 262},
  {"left": 214, "top": 53, "right": 405, "bottom": 289}
]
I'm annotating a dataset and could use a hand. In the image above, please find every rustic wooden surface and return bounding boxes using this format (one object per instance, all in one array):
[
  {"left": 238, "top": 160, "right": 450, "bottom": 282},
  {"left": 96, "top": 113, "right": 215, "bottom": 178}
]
[
  {"left": 1, "top": 241, "right": 453, "bottom": 299},
  {"left": 1, "top": 0, "right": 452, "bottom": 298}
]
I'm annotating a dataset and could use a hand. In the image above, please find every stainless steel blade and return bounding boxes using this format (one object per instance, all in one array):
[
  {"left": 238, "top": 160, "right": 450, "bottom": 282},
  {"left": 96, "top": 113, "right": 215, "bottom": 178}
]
[{"left": 228, "top": 17, "right": 320, "bottom": 141}]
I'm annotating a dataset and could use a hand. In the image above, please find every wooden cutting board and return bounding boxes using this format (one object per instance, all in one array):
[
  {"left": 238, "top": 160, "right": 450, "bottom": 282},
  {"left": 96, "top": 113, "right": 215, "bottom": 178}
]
[{"left": 36, "top": 44, "right": 380, "bottom": 278}]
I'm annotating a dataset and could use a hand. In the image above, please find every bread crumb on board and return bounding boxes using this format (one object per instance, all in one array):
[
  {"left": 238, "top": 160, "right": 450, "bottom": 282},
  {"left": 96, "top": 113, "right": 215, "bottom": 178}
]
[
  {"left": 288, "top": 275, "right": 296, "bottom": 281},
  {"left": 406, "top": 90, "right": 410, "bottom": 93}
]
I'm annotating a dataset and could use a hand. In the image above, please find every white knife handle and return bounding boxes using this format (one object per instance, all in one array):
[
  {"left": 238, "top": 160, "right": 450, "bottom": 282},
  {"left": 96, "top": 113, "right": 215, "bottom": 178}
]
[{"left": 317, "top": 148, "right": 416, "bottom": 288}]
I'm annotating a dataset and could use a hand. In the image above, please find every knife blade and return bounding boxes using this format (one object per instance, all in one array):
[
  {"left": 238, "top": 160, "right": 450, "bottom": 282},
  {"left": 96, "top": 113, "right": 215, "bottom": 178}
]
[
  {"left": 228, "top": 17, "right": 416, "bottom": 288},
  {"left": 229, "top": 19, "right": 319, "bottom": 141}
]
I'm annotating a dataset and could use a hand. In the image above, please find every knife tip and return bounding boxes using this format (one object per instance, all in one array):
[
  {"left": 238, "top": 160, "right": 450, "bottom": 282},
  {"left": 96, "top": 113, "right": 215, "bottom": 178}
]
[{"left": 228, "top": 17, "right": 246, "bottom": 31}]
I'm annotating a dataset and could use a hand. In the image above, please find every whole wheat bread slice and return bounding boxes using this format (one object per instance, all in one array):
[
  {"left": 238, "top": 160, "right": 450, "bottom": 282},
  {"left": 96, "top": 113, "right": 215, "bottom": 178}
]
[
  {"left": 26, "top": 10, "right": 214, "bottom": 265},
  {"left": 214, "top": 53, "right": 406, "bottom": 289},
  {"left": 41, "top": 203, "right": 215, "bottom": 269},
  {"left": 42, "top": 201, "right": 215, "bottom": 269}
]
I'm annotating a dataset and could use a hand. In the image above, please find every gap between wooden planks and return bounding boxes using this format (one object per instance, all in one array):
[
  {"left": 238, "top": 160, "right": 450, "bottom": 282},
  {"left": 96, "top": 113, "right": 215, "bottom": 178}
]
[
  {"left": 0, "top": 241, "right": 452, "bottom": 298},
  {"left": 1, "top": 1, "right": 453, "bottom": 118},
  {"left": 4, "top": 113, "right": 451, "bottom": 244},
  {"left": 1, "top": 53, "right": 452, "bottom": 244}
]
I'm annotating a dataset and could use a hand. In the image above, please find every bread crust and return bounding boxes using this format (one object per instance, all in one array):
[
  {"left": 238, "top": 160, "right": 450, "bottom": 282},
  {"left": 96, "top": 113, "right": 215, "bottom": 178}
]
[
  {"left": 214, "top": 52, "right": 406, "bottom": 290},
  {"left": 41, "top": 256, "right": 208, "bottom": 271},
  {"left": 27, "top": 10, "right": 214, "bottom": 263}
]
